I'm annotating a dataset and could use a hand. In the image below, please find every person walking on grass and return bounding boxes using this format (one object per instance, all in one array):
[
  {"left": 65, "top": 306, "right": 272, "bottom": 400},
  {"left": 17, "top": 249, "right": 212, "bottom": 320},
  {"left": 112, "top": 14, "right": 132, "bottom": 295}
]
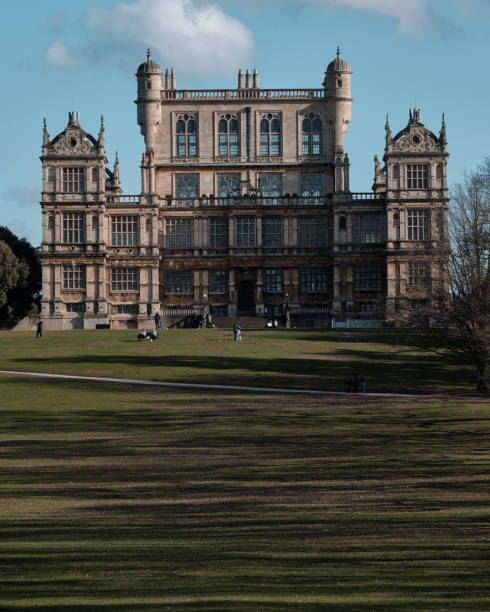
[
  {"left": 35, "top": 320, "right": 43, "bottom": 339},
  {"left": 359, "top": 375, "right": 367, "bottom": 393},
  {"left": 233, "top": 322, "right": 242, "bottom": 341}
]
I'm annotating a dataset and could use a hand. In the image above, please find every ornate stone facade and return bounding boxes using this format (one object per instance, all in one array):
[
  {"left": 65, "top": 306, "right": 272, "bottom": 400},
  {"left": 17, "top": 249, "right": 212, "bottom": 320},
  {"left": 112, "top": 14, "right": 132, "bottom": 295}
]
[{"left": 40, "top": 50, "right": 449, "bottom": 329}]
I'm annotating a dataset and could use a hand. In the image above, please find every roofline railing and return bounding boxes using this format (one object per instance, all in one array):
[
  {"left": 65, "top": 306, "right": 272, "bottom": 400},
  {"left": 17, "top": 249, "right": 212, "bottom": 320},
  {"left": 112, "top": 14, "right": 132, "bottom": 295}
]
[
  {"left": 106, "top": 192, "right": 385, "bottom": 207},
  {"left": 161, "top": 88, "right": 326, "bottom": 101}
]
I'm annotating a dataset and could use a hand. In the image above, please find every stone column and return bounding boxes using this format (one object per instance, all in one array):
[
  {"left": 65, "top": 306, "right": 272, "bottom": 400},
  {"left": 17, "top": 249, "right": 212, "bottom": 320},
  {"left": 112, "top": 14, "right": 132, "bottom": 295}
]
[
  {"left": 98, "top": 264, "right": 108, "bottom": 315},
  {"left": 139, "top": 214, "right": 147, "bottom": 253},
  {"left": 256, "top": 215, "right": 262, "bottom": 247},
  {"left": 55, "top": 211, "right": 62, "bottom": 248},
  {"left": 228, "top": 216, "right": 235, "bottom": 250},
  {"left": 85, "top": 265, "right": 95, "bottom": 315},
  {"left": 228, "top": 268, "right": 236, "bottom": 314},
  {"left": 292, "top": 217, "right": 298, "bottom": 247},
  {"left": 332, "top": 264, "right": 341, "bottom": 313},
  {"left": 193, "top": 270, "right": 200, "bottom": 303},
  {"left": 256, "top": 268, "right": 263, "bottom": 315},
  {"left": 202, "top": 217, "right": 209, "bottom": 252},
  {"left": 151, "top": 266, "right": 160, "bottom": 313}
]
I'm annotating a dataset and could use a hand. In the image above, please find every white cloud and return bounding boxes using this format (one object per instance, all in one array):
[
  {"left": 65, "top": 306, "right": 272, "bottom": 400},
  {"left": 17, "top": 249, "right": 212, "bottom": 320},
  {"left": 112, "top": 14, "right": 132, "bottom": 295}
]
[
  {"left": 43, "top": 41, "right": 79, "bottom": 68},
  {"left": 45, "top": 0, "right": 254, "bottom": 76},
  {"left": 281, "top": 0, "right": 446, "bottom": 36}
]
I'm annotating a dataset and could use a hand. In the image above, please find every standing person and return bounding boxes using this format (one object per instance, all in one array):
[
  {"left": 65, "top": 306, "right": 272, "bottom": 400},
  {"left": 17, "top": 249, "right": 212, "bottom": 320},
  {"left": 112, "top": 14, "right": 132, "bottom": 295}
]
[
  {"left": 359, "top": 375, "right": 367, "bottom": 393},
  {"left": 206, "top": 312, "right": 212, "bottom": 328},
  {"left": 233, "top": 322, "right": 241, "bottom": 341},
  {"left": 35, "top": 320, "right": 43, "bottom": 339},
  {"left": 154, "top": 312, "right": 161, "bottom": 329}
]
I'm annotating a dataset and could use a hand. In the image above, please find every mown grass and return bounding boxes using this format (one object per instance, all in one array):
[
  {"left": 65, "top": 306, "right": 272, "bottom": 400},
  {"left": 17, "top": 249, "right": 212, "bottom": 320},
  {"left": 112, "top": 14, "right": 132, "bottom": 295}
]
[
  {"left": 0, "top": 328, "right": 479, "bottom": 393},
  {"left": 0, "top": 378, "right": 489, "bottom": 610}
]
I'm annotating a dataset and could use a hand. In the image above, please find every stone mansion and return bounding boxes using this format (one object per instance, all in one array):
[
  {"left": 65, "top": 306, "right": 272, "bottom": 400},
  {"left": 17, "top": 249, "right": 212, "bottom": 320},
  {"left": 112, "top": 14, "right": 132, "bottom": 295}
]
[{"left": 39, "top": 49, "right": 449, "bottom": 329}]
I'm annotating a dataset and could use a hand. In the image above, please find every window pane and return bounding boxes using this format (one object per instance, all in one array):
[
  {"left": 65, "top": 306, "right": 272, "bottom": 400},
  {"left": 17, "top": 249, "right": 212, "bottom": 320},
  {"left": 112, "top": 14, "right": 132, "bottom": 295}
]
[
  {"left": 175, "top": 174, "right": 198, "bottom": 201},
  {"left": 165, "top": 270, "right": 192, "bottom": 293},
  {"left": 263, "top": 217, "right": 282, "bottom": 247},
  {"left": 236, "top": 217, "right": 255, "bottom": 247},
  {"left": 259, "top": 174, "right": 282, "bottom": 200},
  {"left": 354, "top": 266, "right": 382, "bottom": 290},
  {"left": 354, "top": 214, "right": 383, "bottom": 244},
  {"left": 209, "top": 218, "right": 229, "bottom": 248},
  {"left": 165, "top": 218, "right": 192, "bottom": 248},
  {"left": 299, "top": 217, "right": 327, "bottom": 247},
  {"left": 301, "top": 174, "right": 324, "bottom": 198},
  {"left": 300, "top": 270, "right": 327, "bottom": 292},
  {"left": 218, "top": 174, "right": 240, "bottom": 198}
]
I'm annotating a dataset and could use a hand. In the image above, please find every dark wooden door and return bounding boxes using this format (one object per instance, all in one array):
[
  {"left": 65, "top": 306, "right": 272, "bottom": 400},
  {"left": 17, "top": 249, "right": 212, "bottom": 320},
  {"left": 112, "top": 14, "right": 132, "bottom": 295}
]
[{"left": 237, "top": 280, "right": 255, "bottom": 311}]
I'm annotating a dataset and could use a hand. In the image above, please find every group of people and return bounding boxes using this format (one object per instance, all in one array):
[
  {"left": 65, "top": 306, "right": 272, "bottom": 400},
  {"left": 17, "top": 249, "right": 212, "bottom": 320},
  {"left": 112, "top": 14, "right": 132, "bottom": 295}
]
[
  {"left": 197, "top": 312, "right": 214, "bottom": 329},
  {"left": 345, "top": 375, "right": 367, "bottom": 393},
  {"left": 137, "top": 329, "right": 159, "bottom": 342}
]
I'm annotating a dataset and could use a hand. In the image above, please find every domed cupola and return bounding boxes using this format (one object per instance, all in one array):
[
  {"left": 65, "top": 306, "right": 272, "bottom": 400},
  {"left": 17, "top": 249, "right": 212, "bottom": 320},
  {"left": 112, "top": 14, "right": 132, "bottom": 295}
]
[
  {"left": 137, "top": 49, "right": 162, "bottom": 75},
  {"left": 326, "top": 46, "right": 351, "bottom": 74},
  {"left": 323, "top": 47, "right": 352, "bottom": 100}
]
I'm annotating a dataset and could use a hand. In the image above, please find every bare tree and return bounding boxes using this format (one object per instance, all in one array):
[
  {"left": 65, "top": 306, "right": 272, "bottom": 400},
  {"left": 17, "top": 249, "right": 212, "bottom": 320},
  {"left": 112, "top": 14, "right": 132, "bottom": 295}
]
[{"left": 407, "top": 160, "right": 489, "bottom": 390}]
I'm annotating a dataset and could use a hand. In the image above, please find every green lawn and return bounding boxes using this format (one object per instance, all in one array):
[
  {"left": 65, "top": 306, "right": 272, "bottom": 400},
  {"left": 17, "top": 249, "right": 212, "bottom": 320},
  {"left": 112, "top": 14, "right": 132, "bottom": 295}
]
[
  {"left": 0, "top": 330, "right": 488, "bottom": 609},
  {"left": 0, "top": 328, "right": 480, "bottom": 393},
  {"left": 0, "top": 378, "right": 489, "bottom": 610}
]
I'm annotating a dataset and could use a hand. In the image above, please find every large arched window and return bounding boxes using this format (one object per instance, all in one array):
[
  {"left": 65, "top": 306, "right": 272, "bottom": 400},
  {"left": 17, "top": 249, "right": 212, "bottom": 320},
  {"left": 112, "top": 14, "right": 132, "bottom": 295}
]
[
  {"left": 176, "top": 114, "right": 197, "bottom": 157},
  {"left": 302, "top": 114, "right": 322, "bottom": 155},
  {"left": 260, "top": 114, "right": 281, "bottom": 156},
  {"left": 218, "top": 115, "right": 239, "bottom": 156}
]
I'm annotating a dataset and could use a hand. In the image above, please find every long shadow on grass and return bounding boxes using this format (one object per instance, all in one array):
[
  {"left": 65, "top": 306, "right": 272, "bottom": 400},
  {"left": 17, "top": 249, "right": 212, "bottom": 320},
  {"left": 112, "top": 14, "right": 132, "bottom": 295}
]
[{"left": 10, "top": 351, "right": 469, "bottom": 392}]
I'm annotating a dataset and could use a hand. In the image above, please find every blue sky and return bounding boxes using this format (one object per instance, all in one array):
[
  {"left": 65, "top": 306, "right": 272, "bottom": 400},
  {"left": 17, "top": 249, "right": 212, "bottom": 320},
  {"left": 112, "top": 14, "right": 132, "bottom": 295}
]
[{"left": 1, "top": 0, "right": 489, "bottom": 246}]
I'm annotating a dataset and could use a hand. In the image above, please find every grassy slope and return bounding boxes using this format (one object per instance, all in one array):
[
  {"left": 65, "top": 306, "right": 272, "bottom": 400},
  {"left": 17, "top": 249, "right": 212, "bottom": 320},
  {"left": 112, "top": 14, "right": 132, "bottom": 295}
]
[
  {"left": 0, "top": 328, "right": 478, "bottom": 393},
  {"left": 0, "top": 378, "right": 489, "bottom": 610}
]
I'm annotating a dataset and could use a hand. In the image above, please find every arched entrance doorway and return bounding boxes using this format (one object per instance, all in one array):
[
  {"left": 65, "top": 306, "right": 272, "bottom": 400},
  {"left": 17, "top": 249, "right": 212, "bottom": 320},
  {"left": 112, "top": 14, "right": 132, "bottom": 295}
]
[{"left": 237, "top": 280, "right": 255, "bottom": 312}]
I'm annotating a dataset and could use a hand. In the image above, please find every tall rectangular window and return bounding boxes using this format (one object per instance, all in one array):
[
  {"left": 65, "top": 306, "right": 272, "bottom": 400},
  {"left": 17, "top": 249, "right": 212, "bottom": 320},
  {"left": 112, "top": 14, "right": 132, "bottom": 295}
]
[
  {"left": 354, "top": 266, "right": 382, "bottom": 290},
  {"left": 259, "top": 174, "right": 282, "bottom": 203},
  {"left": 236, "top": 217, "right": 255, "bottom": 247},
  {"left": 111, "top": 216, "right": 138, "bottom": 246},
  {"left": 165, "top": 270, "right": 192, "bottom": 294},
  {"left": 300, "top": 270, "right": 327, "bottom": 292},
  {"left": 354, "top": 214, "right": 383, "bottom": 244},
  {"left": 218, "top": 116, "right": 239, "bottom": 157},
  {"left": 263, "top": 269, "right": 282, "bottom": 292},
  {"left": 301, "top": 174, "right": 324, "bottom": 200},
  {"left": 407, "top": 164, "right": 429, "bottom": 189},
  {"left": 63, "top": 213, "right": 84, "bottom": 243},
  {"left": 407, "top": 262, "right": 429, "bottom": 289},
  {"left": 63, "top": 167, "right": 84, "bottom": 193},
  {"left": 217, "top": 174, "right": 240, "bottom": 198},
  {"left": 210, "top": 270, "right": 228, "bottom": 293},
  {"left": 165, "top": 218, "right": 192, "bottom": 248},
  {"left": 111, "top": 268, "right": 138, "bottom": 292},
  {"left": 299, "top": 217, "right": 327, "bottom": 247},
  {"left": 209, "top": 218, "right": 229, "bottom": 248},
  {"left": 407, "top": 210, "right": 429, "bottom": 240},
  {"left": 263, "top": 217, "right": 282, "bottom": 247},
  {"left": 260, "top": 115, "right": 281, "bottom": 156},
  {"left": 302, "top": 116, "right": 322, "bottom": 155},
  {"left": 176, "top": 116, "right": 197, "bottom": 157},
  {"left": 63, "top": 265, "right": 85, "bottom": 290},
  {"left": 175, "top": 174, "right": 198, "bottom": 204}
]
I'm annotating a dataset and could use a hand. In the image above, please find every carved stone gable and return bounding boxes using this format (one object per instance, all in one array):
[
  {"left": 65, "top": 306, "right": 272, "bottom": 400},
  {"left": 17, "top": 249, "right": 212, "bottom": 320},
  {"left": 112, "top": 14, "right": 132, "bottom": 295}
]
[{"left": 51, "top": 126, "right": 97, "bottom": 155}]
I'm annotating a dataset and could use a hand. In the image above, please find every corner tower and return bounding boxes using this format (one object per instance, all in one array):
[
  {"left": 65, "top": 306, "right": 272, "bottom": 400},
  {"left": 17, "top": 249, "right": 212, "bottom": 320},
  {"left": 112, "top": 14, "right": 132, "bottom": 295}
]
[
  {"left": 136, "top": 49, "right": 163, "bottom": 153},
  {"left": 324, "top": 47, "right": 352, "bottom": 157},
  {"left": 374, "top": 109, "right": 449, "bottom": 317}
]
